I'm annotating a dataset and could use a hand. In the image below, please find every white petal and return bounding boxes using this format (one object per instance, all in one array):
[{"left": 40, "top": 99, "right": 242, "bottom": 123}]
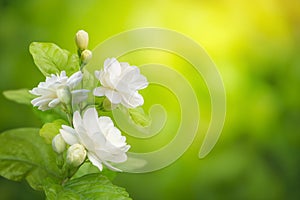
[
  {"left": 48, "top": 98, "right": 60, "bottom": 107},
  {"left": 104, "top": 58, "right": 121, "bottom": 76},
  {"left": 73, "top": 111, "right": 83, "bottom": 133},
  {"left": 119, "top": 65, "right": 138, "bottom": 82},
  {"left": 103, "top": 58, "right": 112, "bottom": 70},
  {"left": 83, "top": 108, "right": 100, "bottom": 135},
  {"left": 60, "top": 71, "right": 67, "bottom": 77},
  {"left": 67, "top": 71, "right": 83, "bottom": 89},
  {"left": 121, "top": 92, "right": 144, "bottom": 108},
  {"left": 30, "top": 87, "right": 51, "bottom": 96},
  {"left": 106, "top": 127, "right": 125, "bottom": 147},
  {"left": 105, "top": 90, "right": 122, "bottom": 104},
  {"left": 94, "top": 70, "right": 101, "bottom": 80},
  {"left": 118, "top": 67, "right": 148, "bottom": 90},
  {"left": 102, "top": 160, "right": 122, "bottom": 172},
  {"left": 111, "top": 153, "right": 128, "bottom": 163},
  {"left": 60, "top": 125, "right": 79, "bottom": 145},
  {"left": 121, "top": 144, "right": 131, "bottom": 152},
  {"left": 38, "top": 104, "right": 50, "bottom": 111},
  {"left": 29, "top": 89, "right": 37, "bottom": 95},
  {"left": 114, "top": 78, "right": 130, "bottom": 93},
  {"left": 98, "top": 116, "right": 114, "bottom": 136},
  {"left": 77, "top": 131, "right": 95, "bottom": 151},
  {"left": 88, "top": 152, "right": 103, "bottom": 171},
  {"left": 120, "top": 62, "right": 130, "bottom": 69},
  {"left": 99, "top": 71, "right": 113, "bottom": 88},
  {"left": 90, "top": 131, "right": 106, "bottom": 149},
  {"left": 31, "top": 97, "right": 52, "bottom": 107},
  {"left": 93, "top": 87, "right": 106, "bottom": 97},
  {"left": 131, "top": 75, "right": 148, "bottom": 90},
  {"left": 95, "top": 148, "right": 127, "bottom": 163}
]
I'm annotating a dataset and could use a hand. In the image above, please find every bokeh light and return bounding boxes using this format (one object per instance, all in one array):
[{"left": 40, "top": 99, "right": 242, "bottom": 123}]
[{"left": 1, "top": 0, "right": 299, "bottom": 199}]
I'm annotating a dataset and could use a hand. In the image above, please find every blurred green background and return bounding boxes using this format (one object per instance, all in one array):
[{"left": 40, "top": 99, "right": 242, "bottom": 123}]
[{"left": 1, "top": 0, "right": 300, "bottom": 199}]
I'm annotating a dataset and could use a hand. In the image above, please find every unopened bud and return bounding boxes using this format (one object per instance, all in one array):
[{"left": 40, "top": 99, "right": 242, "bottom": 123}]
[
  {"left": 75, "top": 30, "right": 89, "bottom": 50},
  {"left": 81, "top": 49, "right": 92, "bottom": 64},
  {"left": 57, "top": 86, "right": 71, "bottom": 104},
  {"left": 52, "top": 134, "right": 66, "bottom": 154},
  {"left": 66, "top": 144, "right": 86, "bottom": 167}
]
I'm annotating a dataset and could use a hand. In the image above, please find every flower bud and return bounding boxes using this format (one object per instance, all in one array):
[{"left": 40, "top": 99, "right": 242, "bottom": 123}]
[
  {"left": 52, "top": 134, "right": 66, "bottom": 154},
  {"left": 81, "top": 49, "right": 92, "bottom": 64},
  {"left": 66, "top": 144, "right": 86, "bottom": 167},
  {"left": 57, "top": 86, "right": 71, "bottom": 104},
  {"left": 75, "top": 30, "right": 89, "bottom": 50}
]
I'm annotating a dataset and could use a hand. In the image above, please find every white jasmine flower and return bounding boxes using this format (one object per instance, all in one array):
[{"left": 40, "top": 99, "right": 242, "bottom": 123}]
[
  {"left": 56, "top": 87, "right": 71, "bottom": 104},
  {"left": 66, "top": 143, "right": 87, "bottom": 167},
  {"left": 75, "top": 30, "right": 89, "bottom": 50},
  {"left": 93, "top": 58, "right": 148, "bottom": 108},
  {"left": 30, "top": 71, "right": 87, "bottom": 111},
  {"left": 81, "top": 49, "right": 92, "bottom": 64},
  {"left": 60, "top": 107, "right": 130, "bottom": 171},
  {"left": 52, "top": 134, "right": 66, "bottom": 154}
]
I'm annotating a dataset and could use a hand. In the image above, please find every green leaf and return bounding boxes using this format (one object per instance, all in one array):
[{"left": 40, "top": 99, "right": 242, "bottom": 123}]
[
  {"left": 66, "top": 53, "right": 80, "bottom": 75},
  {"left": 29, "top": 42, "right": 79, "bottom": 76},
  {"left": 33, "top": 107, "right": 68, "bottom": 124},
  {"left": 71, "top": 162, "right": 99, "bottom": 180},
  {"left": 0, "top": 128, "right": 63, "bottom": 190},
  {"left": 128, "top": 107, "right": 152, "bottom": 127},
  {"left": 45, "top": 174, "right": 132, "bottom": 200},
  {"left": 2, "top": 89, "right": 68, "bottom": 123},
  {"left": 73, "top": 162, "right": 117, "bottom": 181},
  {"left": 3, "top": 88, "right": 35, "bottom": 105},
  {"left": 101, "top": 167, "right": 118, "bottom": 182},
  {"left": 82, "top": 68, "right": 96, "bottom": 90},
  {"left": 40, "top": 119, "right": 68, "bottom": 144}
]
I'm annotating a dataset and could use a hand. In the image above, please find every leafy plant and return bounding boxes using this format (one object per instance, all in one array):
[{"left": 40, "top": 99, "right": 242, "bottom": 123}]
[{"left": 1, "top": 30, "right": 150, "bottom": 199}]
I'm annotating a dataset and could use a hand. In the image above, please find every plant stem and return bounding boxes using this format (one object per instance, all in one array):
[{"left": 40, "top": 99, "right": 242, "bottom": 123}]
[{"left": 61, "top": 103, "right": 73, "bottom": 125}]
